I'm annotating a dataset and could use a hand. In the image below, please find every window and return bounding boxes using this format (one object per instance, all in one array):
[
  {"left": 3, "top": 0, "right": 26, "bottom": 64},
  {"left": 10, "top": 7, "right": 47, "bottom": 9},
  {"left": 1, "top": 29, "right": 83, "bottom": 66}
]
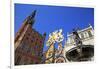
[
  {"left": 40, "top": 40, "right": 42, "bottom": 44},
  {"left": 88, "top": 31, "right": 92, "bottom": 37},
  {"left": 39, "top": 50, "right": 43, "bottom": 56},
  {"left": 26, "top": 37, "right": 28, "bottom": 40},
  {"left": 80, "top": 33, "right": 84, "bottom": 39},
  {"left": 31, "top": 39, "right": 34, "bottom": 42},
  {"left": 36, "top": 38, "right": 38, "bottom": 41},
  {"left": 84, "top": 32, "right": 88, "bottom": 38},
  {"left": 28, "top": 33, "right": 30, "bottom": 36},
  {"left": 69, "top": 36, "right": 73, "bottom": 43}
]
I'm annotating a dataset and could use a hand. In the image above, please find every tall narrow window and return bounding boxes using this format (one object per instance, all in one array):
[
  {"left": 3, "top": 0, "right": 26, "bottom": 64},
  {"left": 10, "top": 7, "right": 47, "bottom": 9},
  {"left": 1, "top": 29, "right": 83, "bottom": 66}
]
[
  {"left": 80, "top": 33, "right": 84, "bottom": 39},
  {"left": 70, "top": 36, "right": 74, "bottom": 43},
  {"left": 88, "top": 31, "right": 92, "bottom": 37},
  {"left": 84, "top": 32, "right": 88, "bottom": 38}
]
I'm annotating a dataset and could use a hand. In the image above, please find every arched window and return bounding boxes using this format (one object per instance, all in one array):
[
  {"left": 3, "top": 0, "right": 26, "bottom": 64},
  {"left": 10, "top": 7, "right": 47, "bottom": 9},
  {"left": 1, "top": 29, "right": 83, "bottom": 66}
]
[
  {"left": 80, "top": 33, "right": 84, "bottom": 39},
  {"left": 88, "top": 31, "right": 92, "bottom": 37},
  {"left": 84, "top": 32, "right": 88, "bottom": 38}
]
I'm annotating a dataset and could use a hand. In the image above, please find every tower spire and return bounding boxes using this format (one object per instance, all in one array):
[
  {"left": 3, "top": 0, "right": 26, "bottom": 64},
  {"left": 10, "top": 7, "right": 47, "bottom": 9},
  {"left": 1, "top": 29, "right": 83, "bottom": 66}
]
[
  {"left": 29, "top": 10, "right": 36, "bottom": 19},
  {"left": 26, "top": 10, "right": 36, "bottom": 25}
]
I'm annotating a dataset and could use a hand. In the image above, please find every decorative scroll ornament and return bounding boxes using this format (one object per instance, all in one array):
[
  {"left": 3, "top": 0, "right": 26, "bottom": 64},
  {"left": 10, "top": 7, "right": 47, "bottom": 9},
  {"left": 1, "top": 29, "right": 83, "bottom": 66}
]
[{"left": 46, "top": 29, "right": 64, "bottom": 46}]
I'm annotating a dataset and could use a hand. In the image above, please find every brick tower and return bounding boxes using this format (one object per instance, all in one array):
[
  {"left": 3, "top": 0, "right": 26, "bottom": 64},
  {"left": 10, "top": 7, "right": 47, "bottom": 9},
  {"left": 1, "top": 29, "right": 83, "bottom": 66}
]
[{"left": 15, "top": 10, "right": 46, "bottom": 65}]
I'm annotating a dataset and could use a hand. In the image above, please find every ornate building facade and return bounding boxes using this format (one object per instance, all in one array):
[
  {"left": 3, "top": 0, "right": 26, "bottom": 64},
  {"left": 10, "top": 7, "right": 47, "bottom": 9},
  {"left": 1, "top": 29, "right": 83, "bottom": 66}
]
[
  {"left": 15, "top": 11, "right": 46, "bottom": 65},
  {"left": 45, "top": 43, "right": 54, "bottom": 64},
  {"left": 55, "top": 43, "right": 66, "bottom": 63},
  {"left": 45, "top": 43, "right": 66, "bottom": 64},
  {"left": 45, "top": 29, "right": 66, "bottom": 63},
  {"left": 45, "top": 29, "right": 64, "bottom": 63},
  {"left": 64, "top": 25, "right": 94, "bottom": 62}
]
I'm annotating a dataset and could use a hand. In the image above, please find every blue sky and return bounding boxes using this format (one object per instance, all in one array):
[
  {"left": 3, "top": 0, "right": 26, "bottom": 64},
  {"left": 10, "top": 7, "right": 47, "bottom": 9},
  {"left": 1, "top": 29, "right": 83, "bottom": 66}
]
[{"left": 15, "top": 4, "right": 94, "bottom": 51}]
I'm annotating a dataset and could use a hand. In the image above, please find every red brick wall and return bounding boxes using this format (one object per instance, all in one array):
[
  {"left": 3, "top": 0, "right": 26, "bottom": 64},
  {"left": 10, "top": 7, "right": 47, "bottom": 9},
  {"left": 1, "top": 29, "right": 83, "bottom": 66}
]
[{"left": 15, "top": 23, "right": 45, "bottom": 65}]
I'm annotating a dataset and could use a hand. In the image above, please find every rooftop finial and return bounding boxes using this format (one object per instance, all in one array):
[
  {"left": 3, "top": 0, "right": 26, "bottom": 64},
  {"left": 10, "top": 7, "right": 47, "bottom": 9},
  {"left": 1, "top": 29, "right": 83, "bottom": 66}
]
[
  {"left": 89, "top": 23, "right": 92, "bottom": 27},
  {"left": 30, "top": 10, "right": 36, "bottom": 19}
]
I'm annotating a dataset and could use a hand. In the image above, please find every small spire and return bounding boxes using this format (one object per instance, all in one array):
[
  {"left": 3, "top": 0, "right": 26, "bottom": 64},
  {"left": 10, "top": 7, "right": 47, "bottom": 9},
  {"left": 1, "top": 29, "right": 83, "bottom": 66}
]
[
  {"left": 89, "top": 23, "right": 92, "bottom": 27},
  {"left": 26, "top": 10, "right": 36, "bottom": 25},
  {"left": 30, "top": 10, "right": 36, "bottom": 19}
]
